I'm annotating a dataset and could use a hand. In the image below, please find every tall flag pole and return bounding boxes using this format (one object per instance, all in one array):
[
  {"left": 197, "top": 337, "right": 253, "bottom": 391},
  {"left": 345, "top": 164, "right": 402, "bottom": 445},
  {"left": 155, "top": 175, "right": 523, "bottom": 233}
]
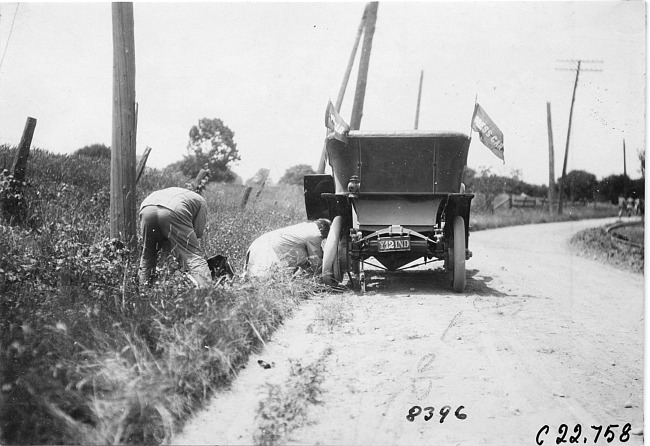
[{"left": 468, "top": 94, "right": 478, "bottom": 136}]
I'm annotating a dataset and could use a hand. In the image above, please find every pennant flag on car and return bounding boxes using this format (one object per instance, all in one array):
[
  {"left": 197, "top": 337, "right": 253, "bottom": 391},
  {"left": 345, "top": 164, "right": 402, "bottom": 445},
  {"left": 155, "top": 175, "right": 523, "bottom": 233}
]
[
  {"left": 471, "top": 103, "right": 504, "bottom": 162},
  {"left": 325, "top": 101, "right": 350, "bottom": 143}
]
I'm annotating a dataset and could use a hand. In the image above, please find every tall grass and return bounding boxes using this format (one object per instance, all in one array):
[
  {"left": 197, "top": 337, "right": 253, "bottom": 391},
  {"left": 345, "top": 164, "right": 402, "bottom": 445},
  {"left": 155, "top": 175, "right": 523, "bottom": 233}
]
[{"left": 0, "top": 146, "right": 313, "bottom": 445}]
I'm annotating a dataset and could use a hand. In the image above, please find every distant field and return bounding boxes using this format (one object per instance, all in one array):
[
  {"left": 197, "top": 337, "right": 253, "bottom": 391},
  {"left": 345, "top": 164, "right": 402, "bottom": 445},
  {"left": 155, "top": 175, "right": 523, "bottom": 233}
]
[{"left": 469, "top": 202, "right": 619, "bottom": 232}]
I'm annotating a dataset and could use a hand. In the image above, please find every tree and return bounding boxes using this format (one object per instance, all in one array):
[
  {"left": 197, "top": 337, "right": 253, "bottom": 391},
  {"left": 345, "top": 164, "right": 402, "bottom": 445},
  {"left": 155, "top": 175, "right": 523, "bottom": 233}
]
[
  {"left": 562, "top": 170, "right": 597, "bottom": 204},
  {"left": 596, "top": 174, "right": 626, "bottom": 203},
  {"left": 279, "top": 164, "right": 316, "bottom": 186},
  {"left": 465, "top": 166, "right": 508, "bottom": 211},
  {"left": 74, "top": 143, "right": 111, "bottom": 160},
  {"left": 181, "top": 118, "right": 240, "bottom": 182}
]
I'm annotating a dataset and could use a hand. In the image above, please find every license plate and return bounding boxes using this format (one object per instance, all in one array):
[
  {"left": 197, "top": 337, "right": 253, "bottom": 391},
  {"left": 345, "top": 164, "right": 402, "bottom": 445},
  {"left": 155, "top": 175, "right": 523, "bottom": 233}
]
[{"left": 378, "top": 237, "right": 411, "bottom": 252}]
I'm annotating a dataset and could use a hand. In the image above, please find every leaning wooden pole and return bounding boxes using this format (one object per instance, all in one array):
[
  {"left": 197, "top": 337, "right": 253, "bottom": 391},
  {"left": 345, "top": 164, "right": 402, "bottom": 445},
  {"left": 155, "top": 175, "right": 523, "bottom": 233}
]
[
  {"left": 557, "top": 61, "right": 581, "bottom": 215},
  {"left": 546, "top": 102, "right": 555, "bottom": 215},
  {"left": 110, "top": 2, "right": 137, "bottom": 246},
  {"left": 135, "top": 146, "right": 152, "bottom": 184},
  {"left": 349, "top": 1, "right": 378, "bottom": 130},
  {"left": 317, "top": 4, "right": 368, "bottom": 174}
]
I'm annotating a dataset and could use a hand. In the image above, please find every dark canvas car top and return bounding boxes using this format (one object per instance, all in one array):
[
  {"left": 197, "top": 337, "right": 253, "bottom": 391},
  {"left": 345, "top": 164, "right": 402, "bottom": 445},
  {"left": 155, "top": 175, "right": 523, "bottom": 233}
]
[{"left": 326, "top": 131, "right": 471, "bottom": 195}]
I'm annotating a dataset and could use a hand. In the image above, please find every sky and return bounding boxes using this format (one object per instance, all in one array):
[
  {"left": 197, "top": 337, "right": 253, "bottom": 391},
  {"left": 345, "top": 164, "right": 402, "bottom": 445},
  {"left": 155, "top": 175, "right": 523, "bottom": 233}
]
[{"left": 0, "top": 1, "right": 645, "bottom": 185}]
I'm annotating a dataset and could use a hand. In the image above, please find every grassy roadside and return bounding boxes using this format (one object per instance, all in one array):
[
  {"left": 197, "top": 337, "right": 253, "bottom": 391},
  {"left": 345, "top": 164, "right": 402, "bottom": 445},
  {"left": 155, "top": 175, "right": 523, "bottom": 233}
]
[
  {"left": 570, "top": 224, "right": 644, "bottom": 274},
  {"left": 0, "top": 146, "right": 316, "bottom": 444}
]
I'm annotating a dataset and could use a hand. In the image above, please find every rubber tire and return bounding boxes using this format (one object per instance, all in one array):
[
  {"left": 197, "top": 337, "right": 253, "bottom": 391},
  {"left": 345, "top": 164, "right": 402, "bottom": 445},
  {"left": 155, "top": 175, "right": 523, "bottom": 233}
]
[
  {"left": 333, "top": 244, "right": 342, "bottom": 283},
  {"left": 322, "top": 216, "right": 343, "bottom": 286},
  {"left": 336, "top": 238, "right": 349, "bottom": 283},
  {"left": 452, "top": 216, "right": 466, "bottom": 293}
]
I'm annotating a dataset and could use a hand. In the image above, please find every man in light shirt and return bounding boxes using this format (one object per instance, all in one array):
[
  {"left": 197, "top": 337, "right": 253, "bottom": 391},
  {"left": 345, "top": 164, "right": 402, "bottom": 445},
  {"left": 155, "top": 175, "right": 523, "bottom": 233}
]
[
  {"left": 245, "top": 218, "right": 331, "bottom": 278},
  {"left": 139, "top": 187, "right": 212, "bottom": 288}
]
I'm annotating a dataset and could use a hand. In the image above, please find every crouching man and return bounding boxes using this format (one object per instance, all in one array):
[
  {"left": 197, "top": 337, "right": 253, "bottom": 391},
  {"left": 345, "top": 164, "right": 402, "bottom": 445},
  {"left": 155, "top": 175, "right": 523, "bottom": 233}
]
[
  {"left": 139, "top": 187, "right": 213, "bottom": 288},
  {"left": 245, "top": 218, "right": 331, "bottom": 278}
]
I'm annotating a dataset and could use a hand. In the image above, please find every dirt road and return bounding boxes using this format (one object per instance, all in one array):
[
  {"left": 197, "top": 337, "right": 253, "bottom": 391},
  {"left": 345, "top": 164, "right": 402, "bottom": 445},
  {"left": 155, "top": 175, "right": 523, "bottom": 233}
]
[{"left": 173, "top": 217, "right": 644, "bottom": 445}]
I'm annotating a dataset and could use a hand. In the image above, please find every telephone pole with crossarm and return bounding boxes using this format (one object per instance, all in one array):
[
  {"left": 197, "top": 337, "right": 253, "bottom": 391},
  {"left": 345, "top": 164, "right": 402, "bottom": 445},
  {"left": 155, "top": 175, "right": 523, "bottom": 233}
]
[{"left": 555, "top": 59, "right": 602, "bottom": 215}]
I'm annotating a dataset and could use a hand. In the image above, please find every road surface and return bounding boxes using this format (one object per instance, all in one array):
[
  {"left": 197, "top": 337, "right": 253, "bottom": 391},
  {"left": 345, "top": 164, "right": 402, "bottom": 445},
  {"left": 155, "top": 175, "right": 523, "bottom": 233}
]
[{"left": 173, "top": 217, "right": 644, "bottom": 445}]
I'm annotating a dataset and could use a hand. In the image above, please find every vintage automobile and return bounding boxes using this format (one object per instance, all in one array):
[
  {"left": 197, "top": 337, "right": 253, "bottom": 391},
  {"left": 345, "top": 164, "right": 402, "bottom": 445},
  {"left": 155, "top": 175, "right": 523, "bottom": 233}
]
[{"left": 305, "top": 128, "right": 474, "bottom": 292}]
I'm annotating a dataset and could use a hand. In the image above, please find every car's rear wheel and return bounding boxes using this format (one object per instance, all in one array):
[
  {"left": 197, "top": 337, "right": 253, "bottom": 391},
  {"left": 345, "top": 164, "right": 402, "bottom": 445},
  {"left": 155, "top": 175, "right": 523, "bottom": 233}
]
[
  {"left": 452, "top": 216, "right": 466, "bottom": 292},
  {"left": 322, "top": 216, "right": 343, "bottom": 285}
]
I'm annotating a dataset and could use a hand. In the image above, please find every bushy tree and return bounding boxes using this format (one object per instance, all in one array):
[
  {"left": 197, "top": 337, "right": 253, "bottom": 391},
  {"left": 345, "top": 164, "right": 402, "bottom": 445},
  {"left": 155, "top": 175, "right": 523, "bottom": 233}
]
[
  {"left": 180, "top": 118, "right": 240, "bottom": 182},
  {"left": 279, "top": 164, "right": 315, "bottom": 186},
  {"left": 561, "top": 170, "right": 598, "bottom": 204},
  {"left": 74, "top": 144, "right": 110, "bottom": 160},
  {"left": 465, "top": 167, "right": 507, "bottom": 211}
]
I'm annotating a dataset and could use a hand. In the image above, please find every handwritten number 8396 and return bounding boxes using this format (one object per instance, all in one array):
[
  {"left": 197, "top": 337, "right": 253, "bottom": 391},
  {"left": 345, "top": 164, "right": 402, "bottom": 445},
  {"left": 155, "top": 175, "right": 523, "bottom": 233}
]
[{"left": 406, "top": 405, "right": 467, "bottom": 423}]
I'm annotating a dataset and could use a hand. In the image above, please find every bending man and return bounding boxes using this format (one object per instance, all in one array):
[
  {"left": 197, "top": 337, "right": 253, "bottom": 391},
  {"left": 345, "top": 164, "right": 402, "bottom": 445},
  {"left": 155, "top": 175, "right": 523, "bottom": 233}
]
[
  {"left": 139, "top": 187, "right": 212, "bottom": 288},
  {"left": 245, "top": 218, "right": 331, "bottom": 277}
]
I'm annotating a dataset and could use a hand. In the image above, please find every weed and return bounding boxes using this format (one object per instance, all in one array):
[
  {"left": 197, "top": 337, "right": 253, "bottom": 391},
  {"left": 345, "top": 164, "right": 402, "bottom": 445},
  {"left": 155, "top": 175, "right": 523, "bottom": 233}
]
[
  {"left": 315, "top": 297, "right": 354, "bottom": 333},
  {"left": 254, "top": 347, "right": 333, "bottom": 446}
]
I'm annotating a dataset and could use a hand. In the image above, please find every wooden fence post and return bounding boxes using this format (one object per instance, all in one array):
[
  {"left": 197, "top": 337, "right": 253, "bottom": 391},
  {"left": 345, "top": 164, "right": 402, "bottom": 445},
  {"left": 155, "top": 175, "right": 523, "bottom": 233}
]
[
  {"left": 240, "top": 186, "right": 253, "bottom": 209},
  {"left": 2, "top": 117, "right": 37, "bottom": 223},
  {"left": 255, "top": 169, "right": 271, "bottom": 199},
  {"left": 190, "top": 168, "right": 210, "bottom": 193},
  {"left": 11, "top": 117, "right": 37, "bottom": 182}
]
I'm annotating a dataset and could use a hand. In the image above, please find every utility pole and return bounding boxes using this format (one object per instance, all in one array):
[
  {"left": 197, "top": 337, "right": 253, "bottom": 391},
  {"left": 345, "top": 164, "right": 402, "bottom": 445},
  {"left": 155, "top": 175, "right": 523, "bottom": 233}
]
[
  {"left": 110, "top": 3, "right": 137, "bottom": 247},
  {"left": 317, "top": 4, "right": 368, "bottom": 174},
  {"left": 623, "top": 139, "right": 628, "bottom": 197},
  {"left": 556, "top": 59, "right": 602, "bottom": 214},
  {"left": 350, "top": 1, "right": 379, "bottom": 130},
  {"left": 414, "top": 70, "right": 424, "bottom": 130},
  {"left": 546, "top": 102, "right": 555, "bottom": 215}
]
